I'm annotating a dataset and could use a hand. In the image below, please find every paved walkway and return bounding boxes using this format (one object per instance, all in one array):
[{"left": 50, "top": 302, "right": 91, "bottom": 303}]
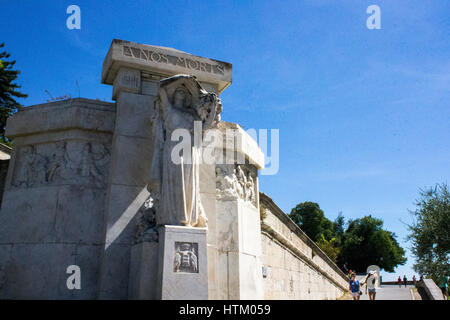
[{"left": 360, "top": 284, "right": 414, "bottom": 300}]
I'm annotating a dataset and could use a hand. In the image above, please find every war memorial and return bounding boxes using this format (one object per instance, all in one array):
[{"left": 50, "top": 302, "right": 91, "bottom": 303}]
[{"left": 0, "top": 39, "right": 349, "bottom": 299}]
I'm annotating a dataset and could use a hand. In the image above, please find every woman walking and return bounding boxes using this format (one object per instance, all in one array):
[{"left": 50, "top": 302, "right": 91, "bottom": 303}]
[
  {"left": 349, "top": 273, "right": 361, "bottom": 300},
  {"left": 364, "top": 271, "right": 377, "bottom": 300}
]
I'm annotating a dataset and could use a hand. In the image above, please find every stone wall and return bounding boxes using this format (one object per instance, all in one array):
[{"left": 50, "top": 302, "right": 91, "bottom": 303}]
[
  {"left": 259, "top": 193, "right": 349, "bottom": 300},
  {"left": 0, "top": 98, "right": 115, "bottom": 299}
]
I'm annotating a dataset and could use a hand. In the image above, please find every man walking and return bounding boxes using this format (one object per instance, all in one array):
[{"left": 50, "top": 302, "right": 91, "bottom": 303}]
[{"left": 403, "top": 275, "right": 407, "bottom": 288}]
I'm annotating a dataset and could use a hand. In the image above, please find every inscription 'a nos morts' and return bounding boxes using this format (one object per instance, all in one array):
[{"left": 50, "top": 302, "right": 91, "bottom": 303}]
[{"left": 123, "top": 45, "right": 225, "bottom": 76}]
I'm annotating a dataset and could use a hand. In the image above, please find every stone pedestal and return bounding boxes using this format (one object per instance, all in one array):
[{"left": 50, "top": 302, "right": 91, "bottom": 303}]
[
  {"left": 128, "top": 241, "right": 159, "bottom": 299},
  {"left": 157, "top": 225, "right": 208, "bottom": 300},
  {"left": 210, "top": 122, "right": 266, "bottom": 300}
]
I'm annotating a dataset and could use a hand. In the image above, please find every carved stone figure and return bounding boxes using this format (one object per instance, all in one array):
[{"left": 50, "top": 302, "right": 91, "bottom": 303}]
[
  {"left": 216, "top": 163, "right": 257, "bottom": 206},
  {"left": 148, "top": 75, "right": 221, "bottom": 227},
  {"left": 245, "top": 174, "right": 255, "bottom": 203},
  {"left": 135, "top": 196, "right": 159, "bottom": 243},
  {"left": 12, "top": 141, "right": 110, "bottom": 189},
  {"left": 173, "top": 242, "right": 198, "bottom": 273},
  {"left": 46, "top": 141, "right": 67, "bottom": 183},
  {"left": 236, "top": 165, "right": 247, "bottom": 199},
  {"left": 13, "top": 145, "right": 45, "bottom": 187},
  {"left": 215, "top": 165, "right": 238, "bottom": 200},
  {"left": 79, "top": 142, "right": 110, "bottom": 188}
]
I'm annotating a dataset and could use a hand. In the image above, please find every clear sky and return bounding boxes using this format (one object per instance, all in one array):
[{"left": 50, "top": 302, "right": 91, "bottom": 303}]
[{"left": 1, "top": 0, "right": 449, "bottom": 281}]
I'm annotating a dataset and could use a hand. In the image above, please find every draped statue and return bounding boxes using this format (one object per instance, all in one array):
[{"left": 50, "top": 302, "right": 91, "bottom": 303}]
[{"left": 148, "top": 75, "right": 221, "bottom": 228}]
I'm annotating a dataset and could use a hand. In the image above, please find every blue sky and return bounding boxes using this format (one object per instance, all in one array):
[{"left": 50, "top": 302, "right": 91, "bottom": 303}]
[{"left": 1, "top": 0, "right": 449, "bottom": 281}]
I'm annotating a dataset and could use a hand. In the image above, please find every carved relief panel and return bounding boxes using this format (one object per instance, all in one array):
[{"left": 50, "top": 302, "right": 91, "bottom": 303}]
[
  {"left": 216, "top": 163, "right": 257, "bottom": 207},
  {"left": 173, "top": 242, "right": 199, "bottom": 273},
  {"left": 11, "top": 141, "right": 110, "bottom": 189}
]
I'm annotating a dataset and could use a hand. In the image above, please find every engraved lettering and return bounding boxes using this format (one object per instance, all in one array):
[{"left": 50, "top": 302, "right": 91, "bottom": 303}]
[
  {"left": 123, "top": 46, "right": 132, "bottom": 57},
  {"left": 141, "top": 49, "right": 149, "bottom": 60},
  {"left": 151, "top": 52, "right": 161, "bottom": 62},
  {"left": 131, "top": 47, "right": 141, "bottom": 59},
  {"left": 160, "top": 54, "right": 169, "bottom": 64},
  {"left": 176, "top": 57, "right": 186, "bottom": 68},
  {"left": 187, "top": 59, "right": 200, "bottom": 70},
  {"left": 121, "top": 45, "right": 225, "bottom": 76}
]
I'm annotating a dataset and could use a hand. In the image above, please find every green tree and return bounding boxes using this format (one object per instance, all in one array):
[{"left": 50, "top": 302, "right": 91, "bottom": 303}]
[
  {"left": 289, "top": 201, "right": 335, "bottom": 242},
  {"left": 340, "top": 215, "right": 406, "bottom": 272},
  {"left": 333, "top": 212, "right": 345, "bottom": 246},
  {"left": 407, "top": 183, "right": 450, "bottom": 283},
  {"left": 0, "top": 42, "right": 27, "bottom": 144},
  {"left": 316, "top": 234, "right": 340, "bottom": 263}
]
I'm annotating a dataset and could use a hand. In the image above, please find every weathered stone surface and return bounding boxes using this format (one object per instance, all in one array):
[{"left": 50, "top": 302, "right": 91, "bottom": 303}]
[
  {"left": 54, "top": 186, "right": 106, "bottom": 244},
  {"left": 109, "top": 135, "right": 153, "bottom": 187},
  {"left": 102, "top": 39, "right": 232, "bottom": 94},
  {"left": 0, "top": 186, "right": 59, "bottom": 243},
  {"left": 103, "top": 185, "right": 150, "bottom": 246},
  {"left": 260, "top": 193, "right": 349, "bottom": 300},
  {"left": 417, "top": 279, "right": 445, "bottom": 300},
  {"left": 157, "top": 226, "right": 208, "bottom": 300},
  {"left": 98, "top": 243, "right": 131, "bottom": 299},
  {"left": 114, "top": 92, "right": 155, "bottom": 139},
  {"left": 112, "top": 68, "right": 141, "bottom": 100},
  {"left": 128, "top": 241, "right": 159, "bottom": 299},
  {"left": 5, "top": 98, "right": 115, "bottom": 138}
]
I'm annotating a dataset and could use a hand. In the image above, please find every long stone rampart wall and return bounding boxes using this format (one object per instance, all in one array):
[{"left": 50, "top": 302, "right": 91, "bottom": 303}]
[{"left": 259, "top": 193, "right": 349, "bottom": 300}]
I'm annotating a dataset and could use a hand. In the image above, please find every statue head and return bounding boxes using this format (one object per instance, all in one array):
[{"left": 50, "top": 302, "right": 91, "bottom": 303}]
[{"left": 173, "top": 86, "right": 192, "bottom": 109}]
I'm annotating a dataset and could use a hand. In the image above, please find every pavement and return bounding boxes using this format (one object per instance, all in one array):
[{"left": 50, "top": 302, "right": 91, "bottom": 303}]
[{"left": 359, "top": 284, "right": 414, "bottom": 300}]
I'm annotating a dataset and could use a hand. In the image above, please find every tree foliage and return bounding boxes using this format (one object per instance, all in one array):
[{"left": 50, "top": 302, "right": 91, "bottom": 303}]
[
  {"left": 0, "top": 42, "right": 27, "bottom": 144},
  {"left": 407, "top": 183, "right": 450, "bottom": 283},
  {"left": 339, "top": 216, "right": 406, "bottom": 272},
  {"left": 316, "top": 234, "right": 340, "bottom": 263},
  {"left": 289, "top": 201, "right": 407, "bottom": 273},
  {"left": 289, "top": 202, "right": 335, "bottom": 242}
]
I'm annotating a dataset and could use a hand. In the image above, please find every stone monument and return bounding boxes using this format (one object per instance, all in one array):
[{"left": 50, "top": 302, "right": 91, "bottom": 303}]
[{"left": 0, "top": 39, "right": 266, "bottom": 300}]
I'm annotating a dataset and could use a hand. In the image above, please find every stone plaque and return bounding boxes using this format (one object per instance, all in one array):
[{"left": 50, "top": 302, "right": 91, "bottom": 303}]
[{"left": 173, "top": 242, "right": 199, "bottom": 273}]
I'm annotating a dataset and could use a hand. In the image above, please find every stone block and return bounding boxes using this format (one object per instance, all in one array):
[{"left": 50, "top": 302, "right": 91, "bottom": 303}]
[
  {"left": 239, "top": 201, "right": 261, "bottom": 256},
  {"left": 115, "top": 92, "right": 156, "bottom": 138},
  {"left": 103, "top": 185, "right": 149, "bottom": 246},
  {"left": 157, "top": 226, "right": 208, "bottom": 300},
  {"left": 0, "top": 243, "right": 77, "bottom": 299},
  {"left": 5, "top": 98, "right": 115, "bottom": 139},
  {"left": 102, "top": 39, "right": 232, "bottom": 94},
  {"left": 54, "top": 185, "right": 106, "bottom": 244},
  {"left": 216, "top": 200, "right": 239, "bottom": 252},
  {"left": 141, "top": 80, "right": 159, "bottom": 96},
  {"left": 112, "top": 68, "right": 141, "bottom": 100},
  {"left": 109, "top": 135, "right": 153, "bottom": 187},
  {"left": 0, "top": 187, "right": 58, "bottom": 243},
  {"left": 72, "top": 244, "right": 103, "bottom": 299},
  {"left": 128, "top": 241, "right": 159, "bottom": 299},
  {"left": 98, "top": 243, "right": 131, "bottom": 299}
]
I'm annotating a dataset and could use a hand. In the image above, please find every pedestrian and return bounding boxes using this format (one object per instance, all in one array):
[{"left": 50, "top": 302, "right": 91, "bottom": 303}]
[
  {"left": 412, "top": 275, "right": 416, "bottom": 286},
  {"left": 439, "top": 275, "right": 448, "bottom": 300},
  {"left": 349, "top": 273, "right": 361, "bottom": 300},
  {"left": 363, "top": 271, "right": 377, "bottom": 300},
  {"left": 403, "top": 275, "right": 407, "bottom": 287},
  {"left": 397, "top": 276, "right": 402, "bottom": 288}
]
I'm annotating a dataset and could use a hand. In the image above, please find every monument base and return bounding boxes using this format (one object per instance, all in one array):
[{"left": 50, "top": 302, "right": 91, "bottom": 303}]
[{"left": 157, "top": 225, "right": 208, "bottom": 300}]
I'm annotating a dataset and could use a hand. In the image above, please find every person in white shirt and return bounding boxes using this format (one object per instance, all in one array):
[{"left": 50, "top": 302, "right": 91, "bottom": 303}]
[{"left": 364, "top": 271, "right": 377, "bottom": 300}]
